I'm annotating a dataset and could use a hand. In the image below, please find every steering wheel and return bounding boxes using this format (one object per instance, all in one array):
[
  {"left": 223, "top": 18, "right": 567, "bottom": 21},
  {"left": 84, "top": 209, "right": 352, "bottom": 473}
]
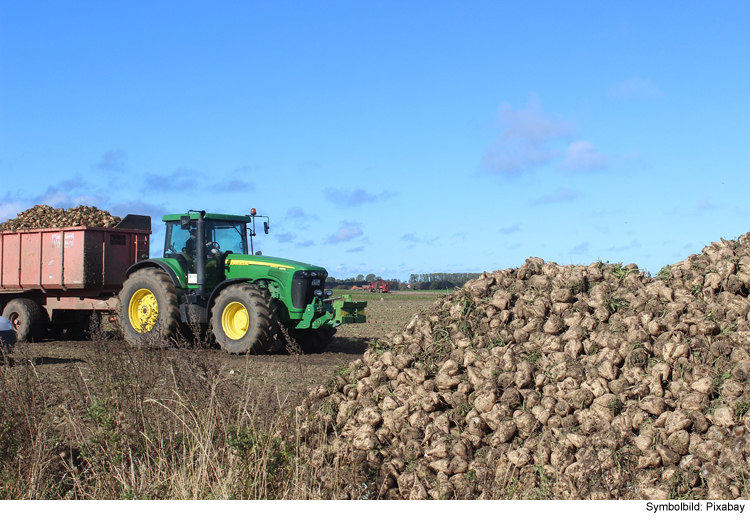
[{"left": 208, "top": 241, "right": 220, "bottom": 250}]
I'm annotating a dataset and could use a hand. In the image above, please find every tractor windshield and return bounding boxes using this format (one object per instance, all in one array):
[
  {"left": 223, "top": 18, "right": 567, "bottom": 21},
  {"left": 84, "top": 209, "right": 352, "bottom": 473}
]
[
  {"left": 206, "top": 221, "right": 247, "bottom": 255},
  {"left": 164, "top": 220, "right": 248, "bottom": 257}
]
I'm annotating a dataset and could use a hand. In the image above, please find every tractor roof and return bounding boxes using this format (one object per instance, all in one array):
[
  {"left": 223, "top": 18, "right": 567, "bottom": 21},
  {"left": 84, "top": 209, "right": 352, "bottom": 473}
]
[{"left": 162, "top": 212, "right": 253, "bottom": 223}]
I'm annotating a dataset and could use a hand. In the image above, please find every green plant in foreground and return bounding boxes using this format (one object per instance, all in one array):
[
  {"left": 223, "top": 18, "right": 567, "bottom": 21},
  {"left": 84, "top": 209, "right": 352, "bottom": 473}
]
[
  {"left": 605, "top": 296, "right": 629, "bottom": 313},
  {"left": 608, "top": 397, "right": 624, "bottom": 416},
  {"left": 611, "top": 263, "right": 637, "bottom": 280},
  {"left": 712, "top": 371, "right": 731, "bottom": 390},
  {"left": 228, "top": 428, "right": 294, "bottom": 476},
  {"left": 527, "top": 349, "right": 542, "bottom": 366},
  {"left": 487, "top": 336, "right": 506, "bottom": 348},
  {"left": 332, "top": 364, "right": 350, "bottom": 378},
  {"left": 87, "top": 397, "right": 115, "bottom": 428},
  {"left": 657, "top": 265, "right": 672, "bottom": 280}
]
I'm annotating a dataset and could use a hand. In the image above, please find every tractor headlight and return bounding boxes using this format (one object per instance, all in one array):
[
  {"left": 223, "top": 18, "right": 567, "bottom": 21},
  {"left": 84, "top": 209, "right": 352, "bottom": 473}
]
[
  {"left": 314, "top": 289, "right": 323, "bottom": 297},
  {"left": 324, "top": 289, "right": 333, "bottom": 297}
]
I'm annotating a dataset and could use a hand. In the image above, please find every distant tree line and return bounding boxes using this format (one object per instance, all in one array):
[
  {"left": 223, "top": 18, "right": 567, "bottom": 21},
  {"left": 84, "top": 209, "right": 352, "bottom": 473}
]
[
  {"left": 411, "top": 281, "right": 456, "bottom": 291},
  {"left": 408, "top": 273, "right": 482, "bottom": 286}
]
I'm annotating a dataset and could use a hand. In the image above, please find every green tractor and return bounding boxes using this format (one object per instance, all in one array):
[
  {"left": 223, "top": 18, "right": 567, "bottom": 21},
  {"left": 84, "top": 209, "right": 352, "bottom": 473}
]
[{"left": 119, "top": 209, "right": 366, "bottom": 353}]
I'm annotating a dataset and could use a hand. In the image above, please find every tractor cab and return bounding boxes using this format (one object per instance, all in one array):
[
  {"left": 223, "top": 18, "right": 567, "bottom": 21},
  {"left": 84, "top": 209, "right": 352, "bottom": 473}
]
[
  {"left": 162, "top": 211, "right": 262, "bottom": 286},
  {"left": 161, "top": 210, "right": 273, "bottom": 295}
]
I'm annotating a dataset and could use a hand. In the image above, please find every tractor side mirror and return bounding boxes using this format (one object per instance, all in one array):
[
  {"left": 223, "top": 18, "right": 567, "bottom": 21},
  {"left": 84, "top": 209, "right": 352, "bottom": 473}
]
[
  {"left": 180, "top": 216, "right": 191, "bottom": 229},
  {"left": 264, "top": 221, "right": 269, "bottom": 234}
]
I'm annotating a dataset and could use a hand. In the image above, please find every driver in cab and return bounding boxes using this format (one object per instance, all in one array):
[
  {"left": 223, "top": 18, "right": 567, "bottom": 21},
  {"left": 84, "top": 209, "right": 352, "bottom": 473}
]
[
  {"left": 182, "top": 229, "right": 220, "bottom": 273},
  {"left": 185, "top": 229, "right": 218, "bottom": 256}
]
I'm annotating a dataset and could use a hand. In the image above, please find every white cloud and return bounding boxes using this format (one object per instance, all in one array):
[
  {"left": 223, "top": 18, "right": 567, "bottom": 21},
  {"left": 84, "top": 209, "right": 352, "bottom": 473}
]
[
  {"left": 326, "top": 222, "right": 364, "bottom": 243},
  {"left": 483, "top": 96, "right": 619, "bottom": 177},
  {"left": 275, "top": 232, "right": 296, "bottom": 243},
  {"left": 142, "top": 169, "right": 201, "bottom": 192},
  {"left": 499, "top": 223, "right": 521, "bottom": 235},
  {"left": 696, "top": 196, "right": 719, "bottom": 211},
  {"left": 400, "top": 232, "right": 438, "bottom": 249},
  {"left": 562, "top": 141, "right": 609, "bottom": 172},
  {"left": 606, "top": 240, "right": 642, "bottom": 252},
  {"left": 533, "top": 187, "right": 583, "bottom": 205},
  {"left": 570, "top": 242, "right": 589, "bottom": 255},
  {"left": 483, "top": 96, "right": 575, "bottom": 177},
  {"left": 0, "top": 199, "right": 24, "bottom": 223},
  {"left": 285, "top": 207, "right": 319, "bottom": 221},
  {"left": 223, "top": 179, "right": 254, "bottom": 192},
  {"left": 324, "top": 188, "right": 396, "bottom": 207},
  {"left": 94, "top": 149, "right": 127, "bottom": 172}
]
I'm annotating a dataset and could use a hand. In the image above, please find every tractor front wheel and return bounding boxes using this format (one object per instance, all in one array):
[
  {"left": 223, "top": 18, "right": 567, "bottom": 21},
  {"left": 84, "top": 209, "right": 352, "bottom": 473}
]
[
  {"left": 119, "top": 268, "right": 180, "bottom": 347},
  {"left": 211, "top": 284, "right": 276, "bottom": 354}
]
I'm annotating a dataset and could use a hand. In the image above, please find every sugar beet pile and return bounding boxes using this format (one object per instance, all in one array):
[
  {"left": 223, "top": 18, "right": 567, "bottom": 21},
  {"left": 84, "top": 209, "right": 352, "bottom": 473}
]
[
  {"left": 0, "top": 205, "right": 121, "bottom": 231},
  {"left": 299, "top": 236, "right": 750, "bottom": 500}
]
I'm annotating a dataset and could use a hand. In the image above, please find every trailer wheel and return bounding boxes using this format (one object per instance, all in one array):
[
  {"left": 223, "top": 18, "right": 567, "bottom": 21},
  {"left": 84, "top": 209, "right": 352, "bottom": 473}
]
[
  {"left": 119, "top": 268, "right": 180, "bottom": 347},
  {"left": 211, "top": 284, "right": 276, "bottom": 354},
  {"left": 2, "top": 298, "right": 49, "bottom": 342},
  {"left": 288, "top": 326, "right": 336, "bottom": 354}
]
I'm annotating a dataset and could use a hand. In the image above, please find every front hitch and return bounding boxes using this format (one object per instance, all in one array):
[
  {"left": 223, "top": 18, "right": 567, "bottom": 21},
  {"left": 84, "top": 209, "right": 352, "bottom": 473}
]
[
  {"left": 332, "top": 295, "right": 367, "bottom": 324},
  {"left": 295, "top": 294, "right": 367, "bottom": 329}
]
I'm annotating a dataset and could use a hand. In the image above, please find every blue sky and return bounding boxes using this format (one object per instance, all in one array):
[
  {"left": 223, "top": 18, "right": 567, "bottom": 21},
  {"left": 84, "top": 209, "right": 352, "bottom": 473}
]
[{"left": 2, "top": 1, "right": 749, "bottom": 281}]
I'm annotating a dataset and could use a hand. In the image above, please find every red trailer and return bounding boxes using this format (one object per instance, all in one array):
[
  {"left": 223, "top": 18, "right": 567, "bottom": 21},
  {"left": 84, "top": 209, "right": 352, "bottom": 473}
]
[{"left": 0, "top": 215, "right": 150, "bottom": 341}]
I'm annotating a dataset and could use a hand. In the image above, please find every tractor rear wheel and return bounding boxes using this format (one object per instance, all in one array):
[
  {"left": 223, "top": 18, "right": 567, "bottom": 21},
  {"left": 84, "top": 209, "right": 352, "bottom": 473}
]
[
  {"left": 119, "top": 268, "right": 180, "bottom": 347},
  {"left": 211, "top": 284, "right": 276, "bottom": 354},
  {"left": 2, "top": 298, "right": 49, "bottom": 342},
  {"left": 288, "top": 326, "right": 336, "bottom": 354}
]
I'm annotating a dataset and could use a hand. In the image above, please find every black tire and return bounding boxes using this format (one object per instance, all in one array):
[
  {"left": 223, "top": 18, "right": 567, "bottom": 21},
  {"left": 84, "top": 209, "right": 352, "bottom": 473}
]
[
  {"left": 2, "top": 298, "right": 49, "bottom": 342},
  {"left": 119, "top": 268, "right": 181, "bottom": 347},
  {"left": 211, "top": 284, "right": 276, "bottom": 354},
  {"left": 289, "top": 326, "right": 336, "bottom": 354}
]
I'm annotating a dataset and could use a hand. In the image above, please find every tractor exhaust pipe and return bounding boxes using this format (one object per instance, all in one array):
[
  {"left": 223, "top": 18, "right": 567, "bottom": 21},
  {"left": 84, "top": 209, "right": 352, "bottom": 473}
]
[{"left": 195, "top": 210, "right": 207, "bottom": 298}]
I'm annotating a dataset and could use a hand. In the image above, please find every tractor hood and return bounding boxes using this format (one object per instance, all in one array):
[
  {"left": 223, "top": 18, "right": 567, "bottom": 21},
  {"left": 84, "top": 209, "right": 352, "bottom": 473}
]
[{"left": 224, "top": 254, "right": 327, "bottom": 274}]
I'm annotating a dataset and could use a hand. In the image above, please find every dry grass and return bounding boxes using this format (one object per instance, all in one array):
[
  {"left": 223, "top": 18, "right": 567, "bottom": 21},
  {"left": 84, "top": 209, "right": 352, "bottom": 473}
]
[{"left": 0, "top": 292, "right": 440, "bottom": 499}]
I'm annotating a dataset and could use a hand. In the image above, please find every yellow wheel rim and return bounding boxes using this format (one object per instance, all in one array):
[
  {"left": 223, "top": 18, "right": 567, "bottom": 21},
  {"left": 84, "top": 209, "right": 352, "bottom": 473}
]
[
  {"left": 129, "top": 288, "right": 158, "bottom": 333},
  {"left": 222, "top": 301, "right": 249, "bottom": 340}
]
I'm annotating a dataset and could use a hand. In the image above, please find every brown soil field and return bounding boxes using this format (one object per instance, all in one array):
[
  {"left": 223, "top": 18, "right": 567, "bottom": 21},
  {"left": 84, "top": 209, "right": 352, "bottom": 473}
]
[{"left": 10, "top": 291, "right": 440, "bottom": 423}]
